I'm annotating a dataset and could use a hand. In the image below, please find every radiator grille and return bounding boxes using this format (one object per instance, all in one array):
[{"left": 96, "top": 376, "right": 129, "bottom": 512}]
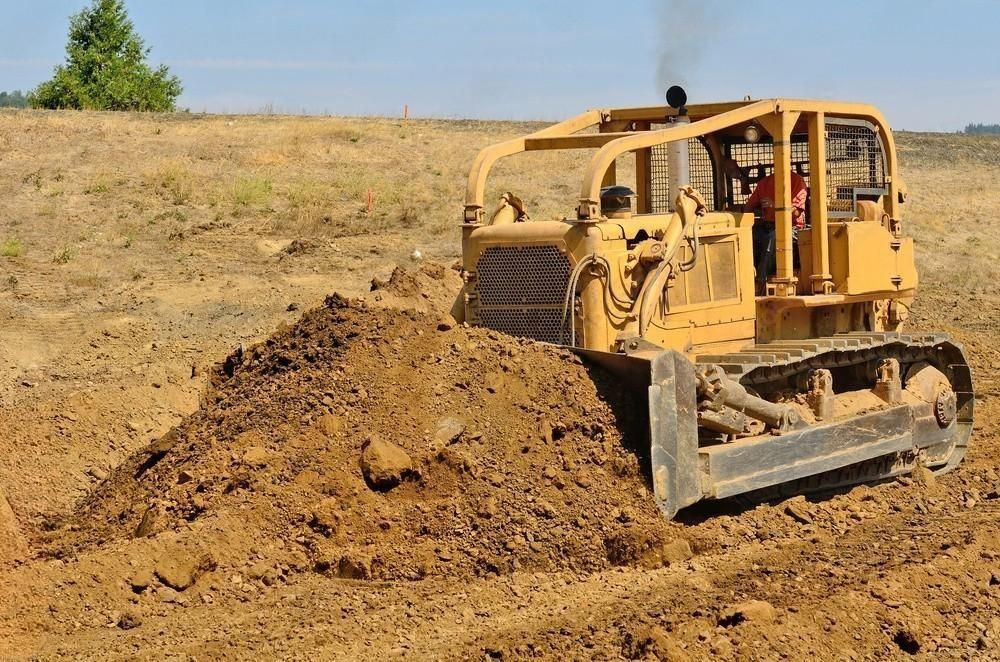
[{"left": 474, "top": 245, "right": 572, "bottom": 344}]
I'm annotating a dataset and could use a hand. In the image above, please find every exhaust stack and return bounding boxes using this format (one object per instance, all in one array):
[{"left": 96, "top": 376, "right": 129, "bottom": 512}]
[{"left": 665, "top": 85, "right": 690, "bottom": 212}]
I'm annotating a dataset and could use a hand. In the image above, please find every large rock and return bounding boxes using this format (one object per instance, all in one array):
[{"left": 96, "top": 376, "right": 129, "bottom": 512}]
[
  {"left": 719, "top": 600, "right": 776, "bottom": 627},
  {"left": 154, "top": 549, "right": 217, "bottom": 591},
  {"left": 0, "top": 488, "right": 28, "bottom": 564},
  {"left": 360, "top": 436, "right": 414, "bottom": 490},
  {"left": 433, "top": 417, "right": 466, "bottom": 445}
]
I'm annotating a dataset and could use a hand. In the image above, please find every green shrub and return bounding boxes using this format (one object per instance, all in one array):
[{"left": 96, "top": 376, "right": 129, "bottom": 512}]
[{"left": 0, "top": 239, "right": 22, "bottom": 257}]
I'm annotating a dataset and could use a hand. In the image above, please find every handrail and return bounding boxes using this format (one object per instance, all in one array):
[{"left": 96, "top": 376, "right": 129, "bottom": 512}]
[{"left": 463, "top": 109, "right": 603, "bottom": 221}]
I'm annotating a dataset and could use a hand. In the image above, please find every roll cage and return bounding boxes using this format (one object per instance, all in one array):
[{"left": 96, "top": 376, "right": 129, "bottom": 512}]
[{"left": 463, "top": 99, "right": 901, "bottom": 298}]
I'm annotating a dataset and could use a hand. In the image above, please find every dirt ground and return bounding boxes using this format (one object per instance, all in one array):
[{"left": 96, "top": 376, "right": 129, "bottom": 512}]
[{"left": 1, "top": 110, "right": 1000, "bottom": 660}]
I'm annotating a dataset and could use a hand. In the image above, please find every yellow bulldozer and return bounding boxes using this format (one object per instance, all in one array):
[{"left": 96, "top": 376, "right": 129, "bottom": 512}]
[{"left": 457, "top": 88, "right": 974, "bottom": 518}]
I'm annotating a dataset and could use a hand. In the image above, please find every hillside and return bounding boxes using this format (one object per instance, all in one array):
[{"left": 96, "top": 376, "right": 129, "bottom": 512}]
[{"left": 1, "top": 111, "right": 1000, "bottom": 659}]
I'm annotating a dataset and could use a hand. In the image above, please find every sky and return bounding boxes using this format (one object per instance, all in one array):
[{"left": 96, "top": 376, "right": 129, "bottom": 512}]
[{"left": 1, "top": 0, "right": 998, "bottom": 131}]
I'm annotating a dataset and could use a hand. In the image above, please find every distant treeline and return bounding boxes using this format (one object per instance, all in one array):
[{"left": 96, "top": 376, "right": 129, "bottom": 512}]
[
  {"left": 0, "top": 90, "right": 29, "bottom": 108},
  {"left": 964, "top": 123, "right": 1000, "bottom": 135}
]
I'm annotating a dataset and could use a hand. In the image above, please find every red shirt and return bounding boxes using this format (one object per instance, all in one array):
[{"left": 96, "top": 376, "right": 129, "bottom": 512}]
[{"left": 746, "top": 172, "right": 808, "bottom": 227}]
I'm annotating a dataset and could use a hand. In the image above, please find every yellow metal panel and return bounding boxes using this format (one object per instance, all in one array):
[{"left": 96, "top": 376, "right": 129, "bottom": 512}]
[
  {"left": 894, "top": 238, "right": 918, "bottom": 291},
  {"left": 828, "top": 222, "right": 914, "bottom": 295}
]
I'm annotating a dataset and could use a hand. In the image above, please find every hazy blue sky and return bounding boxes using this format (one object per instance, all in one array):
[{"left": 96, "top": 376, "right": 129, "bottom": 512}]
[{"left": 1, "top": 1, "right": 997, "bottom": 131}]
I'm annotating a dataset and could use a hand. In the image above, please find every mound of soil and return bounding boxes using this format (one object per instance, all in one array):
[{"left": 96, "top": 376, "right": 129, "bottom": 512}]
[
  {"left": 50, "top": 265, "right": 684, "bottom": 581},
  {"left": 367, "top": 261, "right": 464, "bottom": 318}
]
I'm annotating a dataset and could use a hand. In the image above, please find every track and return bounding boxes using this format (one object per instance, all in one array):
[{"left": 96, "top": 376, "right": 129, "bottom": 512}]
[{"left": 695, "top": 331, "right": 974, "bottom": 498}]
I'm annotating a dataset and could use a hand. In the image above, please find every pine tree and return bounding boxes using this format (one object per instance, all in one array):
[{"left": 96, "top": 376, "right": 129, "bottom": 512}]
[{"left": 29, "top": 0, "right": 182, "bottom": 111}]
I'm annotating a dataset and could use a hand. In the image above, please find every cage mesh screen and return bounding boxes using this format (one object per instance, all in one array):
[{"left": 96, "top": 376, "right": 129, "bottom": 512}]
[
  {"left": 826, "top": 121, "right": 886, "bottom": 215},
  {"left": 723, "top": 138, "right": 811, "bottom": 208},
  {"left": 723, "top": 121, "right": 886, "bottom": 216},
  {"left": 650, "top": 137, "right": 715, "bottom": 213}
]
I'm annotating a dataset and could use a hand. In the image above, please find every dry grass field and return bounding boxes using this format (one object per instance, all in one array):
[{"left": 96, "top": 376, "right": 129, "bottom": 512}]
[{"left": 1, "top": 109, "right": 1000, "bottom": 659}]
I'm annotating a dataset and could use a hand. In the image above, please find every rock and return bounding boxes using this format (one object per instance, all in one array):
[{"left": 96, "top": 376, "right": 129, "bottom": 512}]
[
  {"left": 0, "top": 488, "right": 28, "bottom": 565},
  {"left": 485, "top": 471, "right": 506, "bottom": 487},
  {"left": 661, "top": 538, "right": 694, "bottom": 564},
  {"left": 360, "top": 436, "right": 414, "bottom": 490},
  {"left": 310, "top": 497, "right": 340, "bottom": 535},
  {"left": 337, "top": 553, "right": 372, "bottom": 580},
  {"left": 783, "top": 496, "right": 814, "bottom": 524},
  {"left": 242, "top": 446, "right": 271, "bottom": 467},
  {"left": 720, "top": 600, "right": 776, "bottom": 627},
  {"left": 436, "top": 316, "right": 456, "bottom": 331},
  {"left": 248, "top": 562, "right": 270, "bottom": 580},
  {"left": 129, "top": 567, "right": 155, "bottom": 593},
  {"left": 710, "top": 636, "right": 734, "bottom": 657},
  {"left": 621, "top": 625, "right": 690, "bottom": 661},
  {"left": 535, "top": 500, "right": 557, "bottom": 518},
  {"left": 477, "top": 496, "right": 498, "bottom": 519},
  {"left": 433, "top": 417, "right": 465, "bottom": 445},
  {"left": 893, "top": 628, "right": 922, "bottom": 654},
  {"left": 117, "top": 609, "right": 142, "bottom": 630},
  {"left": 87, "top": 466, "right": 109, "bottom": 481},
  {"left": 157, "top": 586, "right": 182, "bottom": 604},
  {"left": 154, "top": 550, "right": 216, "bottom": 591},
  {"left": 248, "top": 562, "right": 278, "bottom": 586},
  {"left": 537, "top": 419, "right": 554, "bottom": 444},
  {"left": 605, "top": 526, "right": 689, "bottom": 569},
  {"left": 911, "top": 465, "right": 937, "bottom": 489},
  {"left": 134, "top": 504, "right": 166, "bottom": 538},
  {"left": 294, "top": 469, "right": 321, "bottom": 486},
  {"left": 436, "top": 447, "right": 476, "bottom": 474},
  {"left": 574, "top": 470, "right": 592, "bottom": 489},
  {"left": 314, "top": 414, "right": 344, "bottom": 436},
  {"left": 176, "top": 470, "right": 194, "bottom": 484}
]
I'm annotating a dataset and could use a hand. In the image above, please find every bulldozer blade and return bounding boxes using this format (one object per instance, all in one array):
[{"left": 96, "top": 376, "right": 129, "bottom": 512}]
[
  {"left": 648, "top": 350, "right": 701, "bottom": 518},
  {"left": 570, "top": 347, "right": 653, "bottom": 388}
]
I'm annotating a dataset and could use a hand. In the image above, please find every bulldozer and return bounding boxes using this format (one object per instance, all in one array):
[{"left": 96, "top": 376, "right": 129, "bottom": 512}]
[{"left": 456, "top": 88, "right": 974, "bottom": 518}]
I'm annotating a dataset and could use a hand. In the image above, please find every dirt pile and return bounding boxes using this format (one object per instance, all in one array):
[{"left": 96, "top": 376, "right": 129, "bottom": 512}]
[
  {"left": 49, "top": 265, "right": 685, "bottom": 582},
  {"left": 367, "top": 261, "right": 464, "bottom": 319}
]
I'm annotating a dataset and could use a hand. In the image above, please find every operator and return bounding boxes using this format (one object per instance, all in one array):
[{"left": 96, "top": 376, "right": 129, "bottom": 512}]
[{"left": 746, "top": 169, "right": 808, "bottom": 293}]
